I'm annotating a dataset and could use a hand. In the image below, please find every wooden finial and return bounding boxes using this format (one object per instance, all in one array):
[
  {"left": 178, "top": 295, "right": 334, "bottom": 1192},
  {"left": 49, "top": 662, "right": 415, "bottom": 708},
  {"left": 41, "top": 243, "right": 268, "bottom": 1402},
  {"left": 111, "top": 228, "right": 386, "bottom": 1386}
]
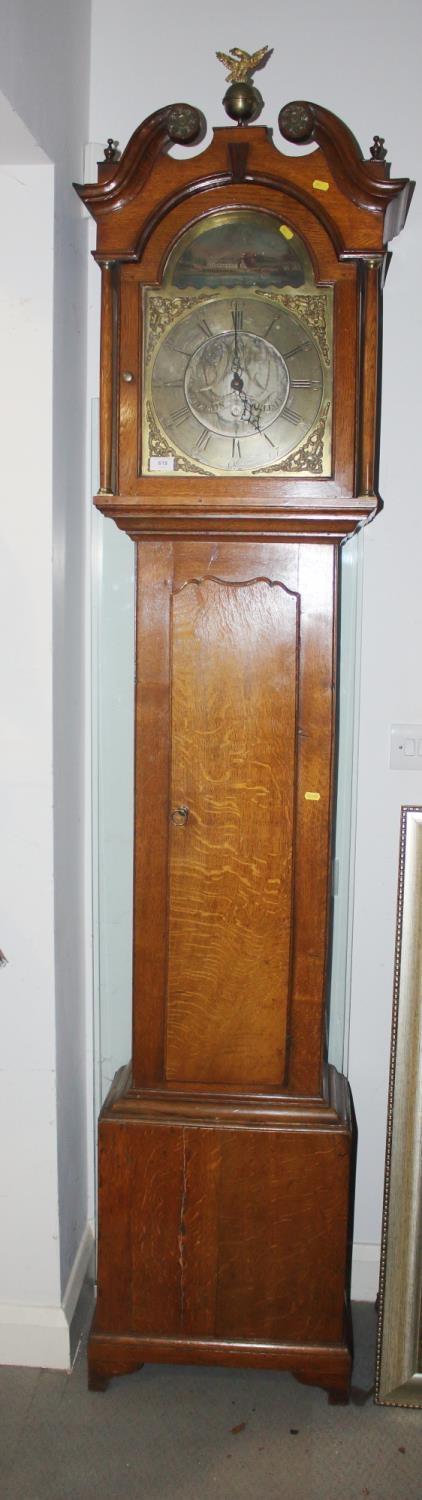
[
  {"left": 104, "top": 137, "right": 120, "bottom": 162},
  {"left": 370, "top": 135, "right": 387, "bottom": 162}
]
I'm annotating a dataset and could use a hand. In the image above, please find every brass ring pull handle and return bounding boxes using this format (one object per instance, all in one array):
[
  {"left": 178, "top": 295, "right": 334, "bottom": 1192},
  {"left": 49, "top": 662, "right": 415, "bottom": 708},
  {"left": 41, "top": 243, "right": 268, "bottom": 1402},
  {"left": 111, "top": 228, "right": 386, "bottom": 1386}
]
[{"left": 170, "top": 805, "right": 189, "bottom": 825}]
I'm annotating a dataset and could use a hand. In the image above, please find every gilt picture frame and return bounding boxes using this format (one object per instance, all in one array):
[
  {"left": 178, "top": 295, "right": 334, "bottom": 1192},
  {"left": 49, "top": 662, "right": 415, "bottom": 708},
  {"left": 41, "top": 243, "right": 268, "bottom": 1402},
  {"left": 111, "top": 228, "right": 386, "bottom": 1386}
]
[{"left": 375, "top": 805, "right": 422, "bottom": 1407}]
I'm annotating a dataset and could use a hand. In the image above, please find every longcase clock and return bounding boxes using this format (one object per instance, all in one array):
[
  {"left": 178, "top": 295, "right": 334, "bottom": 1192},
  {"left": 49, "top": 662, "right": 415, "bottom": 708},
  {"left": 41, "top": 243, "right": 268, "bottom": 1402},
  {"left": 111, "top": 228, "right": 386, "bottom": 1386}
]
[{"left": 75, "top": 54, "right": 411, "bottom": 1400}]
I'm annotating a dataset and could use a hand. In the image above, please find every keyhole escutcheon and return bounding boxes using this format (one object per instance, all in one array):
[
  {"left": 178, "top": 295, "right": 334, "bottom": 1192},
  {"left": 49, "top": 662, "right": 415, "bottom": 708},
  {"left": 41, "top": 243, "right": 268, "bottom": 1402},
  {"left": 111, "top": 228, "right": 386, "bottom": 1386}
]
[{"left": 170, "top": 805, "right": 189, "bottom": 826}]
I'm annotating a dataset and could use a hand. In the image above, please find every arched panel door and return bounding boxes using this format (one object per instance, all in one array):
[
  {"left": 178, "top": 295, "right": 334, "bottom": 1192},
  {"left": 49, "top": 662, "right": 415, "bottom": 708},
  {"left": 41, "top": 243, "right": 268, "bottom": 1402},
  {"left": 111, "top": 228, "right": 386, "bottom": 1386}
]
[{"left": 132, "top": 538, "right": 335, "bottom": 1096}]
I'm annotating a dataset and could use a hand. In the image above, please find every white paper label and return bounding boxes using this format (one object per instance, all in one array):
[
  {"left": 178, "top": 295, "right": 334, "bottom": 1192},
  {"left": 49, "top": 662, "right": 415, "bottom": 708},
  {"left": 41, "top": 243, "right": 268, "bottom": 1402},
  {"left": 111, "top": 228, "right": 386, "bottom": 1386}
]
[{"left": 149, "top": 456, "right": 175, "bottom": 473}]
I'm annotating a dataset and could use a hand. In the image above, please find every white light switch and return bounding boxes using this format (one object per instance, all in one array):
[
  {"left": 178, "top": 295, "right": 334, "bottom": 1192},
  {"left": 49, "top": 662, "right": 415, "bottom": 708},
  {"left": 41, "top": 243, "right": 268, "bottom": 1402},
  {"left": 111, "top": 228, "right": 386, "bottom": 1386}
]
[{"left": 390, "top": 724, "right": 422, "bottom": 770}]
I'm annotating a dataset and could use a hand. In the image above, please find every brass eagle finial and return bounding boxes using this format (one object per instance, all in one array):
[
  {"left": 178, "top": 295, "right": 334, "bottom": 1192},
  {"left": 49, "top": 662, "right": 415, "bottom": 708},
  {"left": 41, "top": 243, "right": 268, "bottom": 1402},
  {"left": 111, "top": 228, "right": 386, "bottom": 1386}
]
[{"left": 216, "top": 46, "right": 273, "bottom": 85}]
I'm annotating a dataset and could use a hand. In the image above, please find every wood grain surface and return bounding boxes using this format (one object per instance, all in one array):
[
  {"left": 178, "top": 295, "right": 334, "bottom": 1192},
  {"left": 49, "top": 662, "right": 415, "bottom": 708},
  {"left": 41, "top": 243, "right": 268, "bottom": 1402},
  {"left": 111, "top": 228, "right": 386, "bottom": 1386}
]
[
  {"left": 131, "top": 539, "right": 335, "bottom": 1096},
  {"left": 76, "top": 112, "right": 410, "bottom": 261},
  {"left": 78, "top": 96, "right": 410, "bottom": 1396},
  {"left": 166, "top": 576, "right": 298, "bottom": 1086},
  {"left": 89, "top": 1064, "right": 354, "bottom": 1394},
  {"left": 94, "top": 1112, "right": 351, "bottom": 1346}
]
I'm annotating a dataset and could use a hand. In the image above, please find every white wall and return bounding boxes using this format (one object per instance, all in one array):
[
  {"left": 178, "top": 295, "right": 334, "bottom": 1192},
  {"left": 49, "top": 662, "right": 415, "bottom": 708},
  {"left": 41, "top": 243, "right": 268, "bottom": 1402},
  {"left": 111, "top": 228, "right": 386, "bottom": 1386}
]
[
  {"left": 88, "top": 0, "right": 422, "bottom": 1295},
  {"left": 0, "top": 2, "right": 92, "bottom": 1366},
  {"left": 0, "top": 158, "right": 59, "bottom": 1309}
]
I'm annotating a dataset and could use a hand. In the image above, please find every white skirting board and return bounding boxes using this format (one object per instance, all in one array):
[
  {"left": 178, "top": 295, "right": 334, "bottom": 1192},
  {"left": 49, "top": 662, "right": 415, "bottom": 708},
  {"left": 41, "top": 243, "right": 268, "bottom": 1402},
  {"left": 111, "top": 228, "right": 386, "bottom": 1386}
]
[
  {"left": 0, "top": 1233, "right": 379, "bottom": 1370},
  {"left": 0, "top": 1223, "right": 95, "bottom": 1371}
]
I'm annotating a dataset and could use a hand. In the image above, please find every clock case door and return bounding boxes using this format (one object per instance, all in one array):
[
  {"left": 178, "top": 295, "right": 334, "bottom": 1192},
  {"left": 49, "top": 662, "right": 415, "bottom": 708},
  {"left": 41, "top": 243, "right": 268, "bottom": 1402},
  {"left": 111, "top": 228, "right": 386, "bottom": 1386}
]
[
  {"left": 75, "top": 105, "right": 411, "bottom": 1396},
  {"left": 131, "top": 537, "right": 336, "bottom": 1101}
]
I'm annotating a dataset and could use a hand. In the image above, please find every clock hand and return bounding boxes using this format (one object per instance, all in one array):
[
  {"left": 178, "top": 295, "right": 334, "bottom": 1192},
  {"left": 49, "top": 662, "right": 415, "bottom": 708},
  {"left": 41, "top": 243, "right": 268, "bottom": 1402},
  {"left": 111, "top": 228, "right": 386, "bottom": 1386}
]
[
  {"left": 231, "top": 368, "right": 244, "bottom": 394},
  {"left": 238, "top": 383, "right": 281, "bottom": 431},
  {"left": 231, "top": 303, "right": 244, "bottom": 387}
]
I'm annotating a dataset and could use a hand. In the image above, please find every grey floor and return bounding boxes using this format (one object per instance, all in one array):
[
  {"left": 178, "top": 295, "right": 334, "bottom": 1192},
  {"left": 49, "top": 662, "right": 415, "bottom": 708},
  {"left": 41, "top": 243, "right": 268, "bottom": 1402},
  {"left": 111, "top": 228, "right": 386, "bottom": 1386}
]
[{"left": 1, "top": 1303, "right": 421, "bottom": 1500}]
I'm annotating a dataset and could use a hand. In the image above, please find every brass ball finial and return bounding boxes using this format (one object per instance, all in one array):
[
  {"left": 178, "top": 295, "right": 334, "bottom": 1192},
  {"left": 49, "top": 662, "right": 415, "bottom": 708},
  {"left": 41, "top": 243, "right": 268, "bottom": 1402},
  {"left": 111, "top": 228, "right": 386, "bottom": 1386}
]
[
  {"left": 216, "top": 46, "right": 273, "bottom": 125},
  {"left": 223, "top": 81, "right": 263, "bottom": 125}
]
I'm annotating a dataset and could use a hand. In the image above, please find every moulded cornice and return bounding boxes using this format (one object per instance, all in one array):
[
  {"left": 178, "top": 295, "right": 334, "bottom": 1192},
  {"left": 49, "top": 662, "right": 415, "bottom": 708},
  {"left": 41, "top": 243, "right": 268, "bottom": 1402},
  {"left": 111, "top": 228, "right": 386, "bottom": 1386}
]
[
  {"left": 74, "top": 98, "right": 412, "bottom": 260},
  {"left": 74, "top": 102, "right": 205, "bottom": 217},
  {"left": 279, "top": 100, "right": 411, "bottom": 236}
]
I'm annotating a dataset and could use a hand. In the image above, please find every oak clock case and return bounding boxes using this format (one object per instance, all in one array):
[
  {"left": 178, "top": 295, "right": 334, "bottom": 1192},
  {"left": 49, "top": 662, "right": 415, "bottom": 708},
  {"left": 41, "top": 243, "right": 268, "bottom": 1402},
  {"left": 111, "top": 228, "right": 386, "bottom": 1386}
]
[{"left": 75, "top": 88, "right": 410, "bottom": 1399}]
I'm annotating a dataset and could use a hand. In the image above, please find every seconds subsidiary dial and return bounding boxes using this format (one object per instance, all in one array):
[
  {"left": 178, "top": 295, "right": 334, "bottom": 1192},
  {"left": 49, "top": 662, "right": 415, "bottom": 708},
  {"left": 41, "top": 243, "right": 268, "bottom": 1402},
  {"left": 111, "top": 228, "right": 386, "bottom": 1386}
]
[{"left": 144, "top": 293, "right": 329, "bottom": 475}]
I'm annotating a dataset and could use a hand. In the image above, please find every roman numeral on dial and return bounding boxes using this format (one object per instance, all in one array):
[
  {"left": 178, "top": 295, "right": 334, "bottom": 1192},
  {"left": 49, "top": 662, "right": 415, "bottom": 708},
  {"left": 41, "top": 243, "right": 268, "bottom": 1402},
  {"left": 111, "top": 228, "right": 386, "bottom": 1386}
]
[
  {"left": 197, "top": 318, "right": 213, "bottom": 339},
  {"left": 264, "top": 316, "right": 281, "bottom": 338},
  {"left": 232, "top": 304, "right": 243, "bottom": 333},
  {"left": 168, "top": 342, "right": 195, "bottom": 357},
  {"left": 290, "top": 378, "right": 321, "bottom": 388},
  {"left": 193, "top": 428, "right": 211, "bottom": 453},
  {"left": 285, "top": 339, "right": 312, "bottom": 359},
  {"left": 154, "top": 379, "right": 184, "bottom": 389},
  {"left": 168, "top": 404, "right": 190, "bottom": 428},
  {"left": 282, "top": 407, "right": 302, "bottom": 426}
]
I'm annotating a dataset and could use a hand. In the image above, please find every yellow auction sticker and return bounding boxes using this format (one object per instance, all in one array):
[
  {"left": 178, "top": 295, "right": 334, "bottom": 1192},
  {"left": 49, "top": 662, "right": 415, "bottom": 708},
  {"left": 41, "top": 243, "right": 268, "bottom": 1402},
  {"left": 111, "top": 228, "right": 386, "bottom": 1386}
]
[
  {"left": 312, "top": 179, "right": 330, "bottom": 192},
  {"left": 305, "top": 791, "right": 321, "bottom": 801},
  {"left": 279, "top": 224, "right": 294, "bottom": 239}
]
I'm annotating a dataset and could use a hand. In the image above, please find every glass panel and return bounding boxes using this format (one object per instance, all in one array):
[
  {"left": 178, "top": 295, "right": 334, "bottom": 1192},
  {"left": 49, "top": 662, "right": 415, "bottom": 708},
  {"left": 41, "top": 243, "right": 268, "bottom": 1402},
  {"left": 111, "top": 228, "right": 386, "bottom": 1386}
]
[
  {"left": 91, "top": 402, "right": 135, "bottom": 1105},
  {"left": 328, "top": 533, "right": 363, "bottom": 1072}
]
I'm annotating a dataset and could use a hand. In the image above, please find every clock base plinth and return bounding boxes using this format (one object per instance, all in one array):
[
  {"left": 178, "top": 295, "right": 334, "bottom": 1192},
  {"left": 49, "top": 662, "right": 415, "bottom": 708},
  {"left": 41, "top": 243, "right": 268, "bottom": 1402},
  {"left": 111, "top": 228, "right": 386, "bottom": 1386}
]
[
  {"left": 87, "top": 1327, "right": 352, "bottom": 1403},
  {"left": 88, "top": 1065, "right": 354, "bottom": 1401}
]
